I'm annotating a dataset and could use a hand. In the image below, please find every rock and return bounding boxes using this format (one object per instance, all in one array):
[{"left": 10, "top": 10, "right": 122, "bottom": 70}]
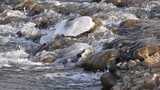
[
  {"left": 104, "top": 11, "right": 138, "bottom": 27},
  {"left": 34, "top": 16, "right": 51, "bottom": 29},
  {"left": 105, "top": 0, "right": 147, "bottom": 7},
  {"left": 101, "top": 72, "right": 117, "bottom": 90},
  {"left": 81, "top": 49, "right": 119, "bottom": 71},
  {"left": 51, "top": 35, "right": 76, "bottom": 50},
  {"left": 56, "top": 43, "right": 92, "bottom": 58},
  {"left": 20, "top": 22, "right": 41, "bottom": 40},
  {"left": 135, "top": 45, "right": 160, "bottom": 65},
  {"left": 117, "top": 20, "right": 160, "bottom": 39},
  {"left": 6, "top": 10, "right": 26, "bottom": 18},
  {"left": 119, "top": 19, "right": 139, "bottom": 29},
  {"left": 33, "top": 51, "right": 57, "bottom": 64},
  {"left": 55, "top": 16, "right": 95, "bottom": 37},
  {"left": 0, "top": 10, "right": 27, "bottom": 25},
  {"left": 15, "top": 0, "right": 44, "bottom": 16},
  {"left": 91, "top": 0, "right": 102, "bottom": 3},
  {"left": 105, "top": 0, "right": 128, "bottom": 7},
  {"left": 14, "top": 0, "right": 34, "bottom": 10},
  {"left": 27, "top": 3, "right": 44, "bottom": 16},
  {"left": 150, "top": 6, "right": 160, "bottom": 19},
  {"left": 54, "top": 43, "right": 92, "bottom": 64},
  {"left": 105, "top": 38, "right": 160, "bottom": 65}
]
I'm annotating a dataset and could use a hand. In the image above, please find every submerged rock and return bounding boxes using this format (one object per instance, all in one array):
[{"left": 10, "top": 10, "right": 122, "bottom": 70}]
[
  {"left": 15, "top": 0, "right": 44, "bottom": 16},
  {"left": 56, "top": 43, "right": 92, "bottom": 58},
  {"left": 150, "top": 6, "right": 160, "bottom": 19},
  {"left": 104, "top": 0, "right": 147, "bottom": 7},
  {"left": 117, "top": 20, "right": 160, "bottom": 39},
  {"left": 51, "top": 35, "right": 76, "bottom": 50},
  {"left": 103, "top": 11, "right": 138, "bottom": 27},
  {"left": 119, "top": 19, "right": 139, "bottom": 29},
  {"left": 33, "top": 51, "right": 57, "bottom": 64},
  {"left": 101, "top": 72, "right": 117, "bottom": 90},
  {"left": 19, "top": 22, "right": 41, "bottom": 40},
  {"left": 55, "top": 16, "right": 95, "bottom": 37}
]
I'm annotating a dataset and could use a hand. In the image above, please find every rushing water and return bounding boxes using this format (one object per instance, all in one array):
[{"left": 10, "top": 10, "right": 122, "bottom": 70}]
[
  {"left": 1, "top": 0, "right": 160, "bottom": 90},
  {"left": 0, "top": 0, "right": 104, "bottom": 90}
]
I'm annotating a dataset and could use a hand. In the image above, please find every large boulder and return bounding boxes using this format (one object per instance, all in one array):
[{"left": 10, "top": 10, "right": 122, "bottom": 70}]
[{"left": 55, "top": 16, "right": 95, "bottom": 37}]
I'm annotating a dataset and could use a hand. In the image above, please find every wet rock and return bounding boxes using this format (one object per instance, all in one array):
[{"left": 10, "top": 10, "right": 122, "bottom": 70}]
[
  {"left": 135, "top": 45, "right": 160, "bottom": 65},
  {"left": 117, "top": 20, "right": 160, "bottom": 39},
  {"left": 5, "top": 10, "right": 26, "bottom": 18},
  {"left": 33, "top": 51, "right": 57, "bottom": 64},
  {"left": 33, "top": 11, "right": 62, "bottom": 29},
  {"left": 0, "top": 5, "right": 12, "bottom": 13},
  {"left": 55, "top": 16, "right": 95, "bottom": 37},
  {"left": 34, "top": 16, "right": 51, "bottom": 29},
  {"left": 103, "top": 11, "right": 138, "bottom": 27},
  {"left": 15, "top": 0, "right": 44, "bottom": 16},
  {"left": 51, "top": 35, "right": 76, "bottom": 50},
  {"left": 0, "top": 10, "right": 27, "bottom": 25},
  {"left": 103, "top": 37, "right": 160, "bottom": 65},
  {"left": 19, "top": 22, "right": 41, "bottom": 40},
  {"left": 150, "top": 6, "right": 160, "bottom": 19},
  {"left": 119, "top": 19, "right": 139, "bottom": 29},
  {"left": 105, "top": 0, "right": 128, "bottom": 7},
  {"left": 27, "top": 4, "right": 44, "bottom": 16},
  {"left": 101, "top": 72, "right": 117, "bottom": 90},
  {"left": 91, "top": 0, "right": 102, "bottom": 3},
  {"left": 54, "top": 43, "right": 92, "bottom": 64},
  {"left": 0, "top": 0, "right": 21, "bottom": 6},
  {"left": 14, "top": 0, "right": 34, "bottom": 10},
  {"left": 81, "top": 49, "right": 119, "bottom": 71},
  {"left": 104, "top": 0, "right": 147, "bottom": 7},
  {"left": 56, "top": 43, "right": 92, "bottom": 58}
]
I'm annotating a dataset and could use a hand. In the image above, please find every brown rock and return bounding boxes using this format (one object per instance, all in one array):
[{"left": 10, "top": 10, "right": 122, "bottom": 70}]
[
  {"left": 81, "top": 49, "right": 119, "bottom": 71},
  {"left": 28, "top": 3, "right": 44, "bottom": 16},
  {"left": 135, "top": 45, "right": 160, "bottom": 65},
  {"left": 52, "top": 35, "right": 76, "bottom": 50},
  {"left": 34, "top": 16, "right": 50, "bottom": 29},
  {"left": 15, "top": 0, "right": 44, "bottom": 16},
  {"left": 105, "top": 0, "right": 147, "bottom": 7},
  {"left": 119, "top": 19, "right": 139, "bottom": 29},
  {"left": 101, "top": 72, "right": 117, "bottom": 90},
  {"left": 106, "top": 0, "right": 128, "bottom": 7},
  {"left": 34, "top": 51, "right": 57, "bottom": 64}
]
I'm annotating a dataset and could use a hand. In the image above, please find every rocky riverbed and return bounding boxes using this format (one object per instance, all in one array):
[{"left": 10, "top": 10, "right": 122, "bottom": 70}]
[{"left": 0, "top": 0, "right": 160, "bottom": 90}]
